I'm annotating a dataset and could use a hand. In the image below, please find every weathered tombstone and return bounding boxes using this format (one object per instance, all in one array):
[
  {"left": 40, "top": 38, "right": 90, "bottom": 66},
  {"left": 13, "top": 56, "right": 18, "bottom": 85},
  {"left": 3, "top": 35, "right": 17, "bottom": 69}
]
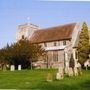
[
  {"left": 18, "top": 65, "right": 21, "bottom": 70},
  {"left": 74, "top": 67, "right": 78, "bottom": 76},
  {"left": 84, "top": 60, "right": 90, "bottom": 70},
  {"left": 77, "top": 62, "right": 82, "bottom": 75},
  {"left": 68, "top": 68, "right": 73, "bottom": 76},
  {"left": 47, "top": 73, "right": 53, "bottom": 82},
  {"left": 56, "top": 67, "right": 64, "bottom": 80},
  {"left": 65, "top": 62, "right": 69, "bottom": 74},
  {"left": 10, "top": 65, "right": 15, "bottom": 71},
  {"left": 3, "top": 65, "right": 7, "bottom": 71}
]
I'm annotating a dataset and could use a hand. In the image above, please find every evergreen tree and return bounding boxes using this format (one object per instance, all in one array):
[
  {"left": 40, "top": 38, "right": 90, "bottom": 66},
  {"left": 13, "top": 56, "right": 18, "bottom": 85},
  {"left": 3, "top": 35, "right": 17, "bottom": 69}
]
[{"left": 78, "top": 22, "right": 89, "bottom": 65}]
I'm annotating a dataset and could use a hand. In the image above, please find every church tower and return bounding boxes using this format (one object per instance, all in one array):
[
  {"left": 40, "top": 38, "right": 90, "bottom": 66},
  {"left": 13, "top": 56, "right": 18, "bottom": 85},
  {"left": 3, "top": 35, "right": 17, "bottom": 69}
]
[{"left": 16, "top": 19, "right": 39, "bottom": 41}]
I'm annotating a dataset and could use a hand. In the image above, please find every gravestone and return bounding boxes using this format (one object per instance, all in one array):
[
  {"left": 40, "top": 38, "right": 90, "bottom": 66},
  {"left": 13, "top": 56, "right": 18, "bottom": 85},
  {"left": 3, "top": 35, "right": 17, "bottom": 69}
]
[
  {"left": 77, "top": 62, "right": 82, "bottom": 75},
  {"left": 84, "top": 60, "right": 90, "bottom": 70},
  {"left": 3, "top": 65, "right": 7, "bottom": 71},
  {"left": 74, "top": 67, "right": 78, "bottom": 76},
  {"left": 56, "top": 67, "right": 64, "bottom": 80},
  {"left": 18, "top": 65, "right": 21, "bottom": 70},
  {"left": 47, "top": 73, "right": 53, "bottom": 82},
  {"left": 65, "top": 62, "right": 69, "bottom": 74},
  {"left": 68, "top": 68, "right": 73, "bottom": 76},
  {"left": 10, "top": 65, "right": 15, "bottom": 71}
]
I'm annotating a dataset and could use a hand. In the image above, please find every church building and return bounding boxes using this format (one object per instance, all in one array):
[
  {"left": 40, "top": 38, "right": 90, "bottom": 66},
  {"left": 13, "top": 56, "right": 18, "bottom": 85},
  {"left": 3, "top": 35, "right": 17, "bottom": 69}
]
[{"left": 16, "top": 22, "right": 81, "bottom": 69}]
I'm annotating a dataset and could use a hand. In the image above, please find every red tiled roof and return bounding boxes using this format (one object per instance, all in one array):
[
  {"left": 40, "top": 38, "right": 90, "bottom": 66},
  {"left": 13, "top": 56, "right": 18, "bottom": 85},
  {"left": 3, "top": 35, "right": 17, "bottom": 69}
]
[{"left": 30, "top": 23, "right": 76, "bottom": 43}]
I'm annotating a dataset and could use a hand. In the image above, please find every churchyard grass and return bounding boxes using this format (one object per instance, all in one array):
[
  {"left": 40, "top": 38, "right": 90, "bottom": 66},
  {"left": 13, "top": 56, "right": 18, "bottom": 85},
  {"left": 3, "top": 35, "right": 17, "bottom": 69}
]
[{"left": 0, "top": 69, "right": 90, "bottom": 90}]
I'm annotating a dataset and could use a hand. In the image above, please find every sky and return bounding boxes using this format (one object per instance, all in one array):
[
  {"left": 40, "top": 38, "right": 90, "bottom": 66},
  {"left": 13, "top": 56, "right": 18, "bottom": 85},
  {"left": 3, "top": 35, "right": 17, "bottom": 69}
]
[{"left": 0, "top": 0, "right": 90, "bottom": 48}]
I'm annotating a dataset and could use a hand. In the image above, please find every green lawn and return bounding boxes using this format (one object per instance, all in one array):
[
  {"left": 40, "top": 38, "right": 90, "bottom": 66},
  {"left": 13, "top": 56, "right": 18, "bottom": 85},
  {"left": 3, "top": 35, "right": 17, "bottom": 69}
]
[{"left": 0, "top": 69, "right": 90, "bottom": 90}]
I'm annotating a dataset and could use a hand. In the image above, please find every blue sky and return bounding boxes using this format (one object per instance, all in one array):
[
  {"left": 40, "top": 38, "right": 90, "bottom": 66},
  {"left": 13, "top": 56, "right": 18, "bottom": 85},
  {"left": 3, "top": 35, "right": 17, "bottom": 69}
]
[{"left": 0, "top": 0, "right": 90, "bottom": 48}]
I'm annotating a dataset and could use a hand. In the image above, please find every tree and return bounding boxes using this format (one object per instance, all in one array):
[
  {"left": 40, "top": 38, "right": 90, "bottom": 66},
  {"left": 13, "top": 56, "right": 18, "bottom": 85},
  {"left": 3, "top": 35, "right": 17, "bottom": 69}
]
[
  {"left": 0, "top": 39, "right": 45, "bottom": 69},
  {"left": 0, "top": 44, "right": 11, "bottom": 70},
  {"left": 78, "top": 22, "right": 89, "bottom": 65}
]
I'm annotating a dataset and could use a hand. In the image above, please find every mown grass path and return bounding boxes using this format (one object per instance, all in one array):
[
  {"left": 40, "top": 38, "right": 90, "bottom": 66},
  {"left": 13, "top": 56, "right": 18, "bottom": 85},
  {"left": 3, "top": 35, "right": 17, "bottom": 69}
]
[{"left": 0, "top": 69, "right": 90, "bottom": 90}]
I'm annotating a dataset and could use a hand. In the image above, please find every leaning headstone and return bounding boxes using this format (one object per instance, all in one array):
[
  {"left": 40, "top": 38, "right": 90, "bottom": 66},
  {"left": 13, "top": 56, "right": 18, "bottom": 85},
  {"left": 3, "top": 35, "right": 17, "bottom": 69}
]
[
  {"left": 56, "top": 67, "right": 64, "bottom": 80},
  {"left": 10, "top": 65, "right": 15, "bottom": 71},
  {"left": 18, "top": 65, "right": 21, "bottom": 70}
]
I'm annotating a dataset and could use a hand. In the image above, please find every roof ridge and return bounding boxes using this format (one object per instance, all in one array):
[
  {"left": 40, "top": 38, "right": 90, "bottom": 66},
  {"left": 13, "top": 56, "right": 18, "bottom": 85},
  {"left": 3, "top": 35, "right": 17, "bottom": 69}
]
[
  {"left": 36, "top": 22, "right": 77, "bottom": 32},
  {"left": 30, "top": 23, "right": 76, "bottom": 43}
]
